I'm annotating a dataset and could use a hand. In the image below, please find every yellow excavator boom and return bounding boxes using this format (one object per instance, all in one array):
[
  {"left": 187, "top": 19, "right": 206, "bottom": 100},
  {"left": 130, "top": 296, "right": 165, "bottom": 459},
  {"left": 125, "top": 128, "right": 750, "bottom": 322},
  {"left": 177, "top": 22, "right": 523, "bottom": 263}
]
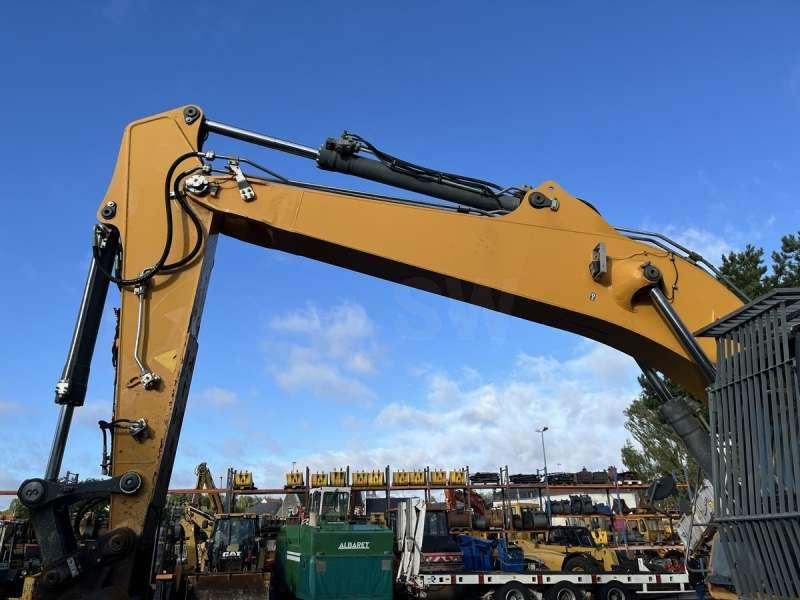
[{"left": 17, "top": 106, "right": 745, "bottom": 598}]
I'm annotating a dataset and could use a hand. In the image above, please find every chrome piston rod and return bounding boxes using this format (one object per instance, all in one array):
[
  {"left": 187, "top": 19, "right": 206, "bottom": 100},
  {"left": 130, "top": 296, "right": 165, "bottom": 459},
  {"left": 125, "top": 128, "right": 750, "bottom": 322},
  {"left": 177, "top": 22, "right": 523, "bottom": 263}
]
[
  {"left": 649, "top": 286, "right": 717, "bottom": 385},
  {"left": 204, "top": 119, "right": 320, "bottom": 160},
  {"left": 46, "top": 226, "right": 119, "bottom": 480}
]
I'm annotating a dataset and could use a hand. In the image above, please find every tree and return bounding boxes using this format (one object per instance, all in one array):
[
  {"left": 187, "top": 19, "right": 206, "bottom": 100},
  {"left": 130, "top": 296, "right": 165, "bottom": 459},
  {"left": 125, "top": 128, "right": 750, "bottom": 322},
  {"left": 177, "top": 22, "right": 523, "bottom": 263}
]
[
  {"left": 719, "top": 244, "right": 768, "bottom": 299},
  {"left": 621, "top": 375, "right": 700, "bottom": 484},
  {"left": 6, "top": 498, "right": 30, "bottom": 520},
  {"left": 765, "top": 231, "right": 800, "bottom": 289},
  {"left": 621, "top": 231, "right": 800, "bottom": 481},
  {"left": 234, "top": 495, "right": 261, "bottom": 512}
]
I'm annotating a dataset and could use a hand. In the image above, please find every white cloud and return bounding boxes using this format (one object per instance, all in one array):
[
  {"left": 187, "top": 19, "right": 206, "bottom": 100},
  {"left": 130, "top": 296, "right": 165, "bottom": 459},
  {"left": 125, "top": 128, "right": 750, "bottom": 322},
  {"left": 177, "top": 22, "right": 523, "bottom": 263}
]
[
  {"left": 0, "top": 401, "right": 22, "bottom": 415},
  {"left": 370, "top": 342, "right": 641, "bottom": 473},
  {"left": 270, "top": 302, "right": 376, "bottom": 370},
  {"left": 427, "top": 373, "right": 462, "bottom": 405},
  {"left": 273, "top": 351, "right": 373, "bottom": 404},
  {"left": 267, "top": 302, "right": 378, "bottom": 404},
  {"left": 235, "top": 341, "right": 642, "bottom": 489},
  {"left": 74, "top": 401, "right": 111, "bottom": 429},
  {"left": 664, "top": 226, "right": 733, "bottom": 265},
  {"left": 195, "top": 387, "right": 238, "bottom": 406},
  {"left": 348, "top": 352, "right": 373, "bottom": 374}
]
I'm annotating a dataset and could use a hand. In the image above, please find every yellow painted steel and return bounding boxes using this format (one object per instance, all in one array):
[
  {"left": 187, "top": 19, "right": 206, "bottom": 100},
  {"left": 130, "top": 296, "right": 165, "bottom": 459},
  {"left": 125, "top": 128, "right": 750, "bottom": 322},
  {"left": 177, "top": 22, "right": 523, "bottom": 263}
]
[
  {"left": 310, "top": 472, "right": 328, "bottom": 487},
  {"left": 352, "top": 471, "right": 370, "bottom": 487},
  {"left": 392, "top": 470, "right": 411, "bottom": 486},
  {"left": 367, "top": 470, "right": 385, "bottom": 486},
  {"left": 232, "top": 470, "right": 255, "bottom": 490},
  {"left": 408, "top": 470, "right": 426, "bottom": 486},
  {"left": 329, "top": 469, "right": 347, "bottom": 486},
  {"left": 193, "top": 463, "right": 223, "bottom": 517},
  {"left": 352, "top": 470, "right": 385, "bottom": 487},
  {"left": 449, "top": 470, "right": 467, "bottom": 486},
  {"left": 429, "top": 470, "right": 447, "bottom": 486},
  {"left": 24, "top": 106, "right": 744, "bottom": 596},
  {"left": 285, "top": 470, "right": 304, "bottom": 487}
]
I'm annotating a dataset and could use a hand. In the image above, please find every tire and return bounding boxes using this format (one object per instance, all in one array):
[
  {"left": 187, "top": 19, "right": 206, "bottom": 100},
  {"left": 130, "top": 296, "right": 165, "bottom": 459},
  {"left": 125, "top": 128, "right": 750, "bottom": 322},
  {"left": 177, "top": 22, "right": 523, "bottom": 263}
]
[
  {"left": 598, "top": 582, "right": 632, "bottom": 600},
  {"left": 562, "top": 555, "right": 598, "bottom": 573},
  {"left": 495, "top": 581, "right": 532, "bottom": 600},
  {"left": 545, "top": 581, "right": 581, "bottom": 600}
]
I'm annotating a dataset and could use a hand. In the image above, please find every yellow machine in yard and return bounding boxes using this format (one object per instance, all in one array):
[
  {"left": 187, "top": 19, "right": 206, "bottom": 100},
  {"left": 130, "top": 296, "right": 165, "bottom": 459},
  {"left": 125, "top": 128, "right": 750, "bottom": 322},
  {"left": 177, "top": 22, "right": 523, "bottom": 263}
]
[
  {"left": 179, "top": 505, "right": 215, "bottom": 573},
  {"left": 512, "top": 526, "right": 627, "bottom": 573},
  {"left": 620, "top": 515, "right": 678, "bottom": 545},
  {"left": 559, "top": 516, "right": 613, "bottom": 548},
  {"left": 11, "top": 106, "right": 798, "bottom": 598},
  {"left": 151, "top": 464, "right": 272, "bottom": 599},
  {"left": 563, "top": 513, "right": 678, "bottom": 547},
  {"left": 155, "top": 507, "right": 271, "bottom": 599}
]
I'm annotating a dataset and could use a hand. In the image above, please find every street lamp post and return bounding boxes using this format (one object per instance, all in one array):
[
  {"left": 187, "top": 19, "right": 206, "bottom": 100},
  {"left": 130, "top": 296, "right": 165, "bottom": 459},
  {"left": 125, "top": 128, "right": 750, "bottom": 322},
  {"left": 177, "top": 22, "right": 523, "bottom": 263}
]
[{"left": 537, "top": 427, "right": 550, "bottom": 522}]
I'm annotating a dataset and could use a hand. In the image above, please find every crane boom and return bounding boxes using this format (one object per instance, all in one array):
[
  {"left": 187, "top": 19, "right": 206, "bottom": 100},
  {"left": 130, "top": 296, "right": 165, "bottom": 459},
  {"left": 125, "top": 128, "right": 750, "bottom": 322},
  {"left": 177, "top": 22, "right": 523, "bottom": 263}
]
[{"left": 17, "top": 106, "right": 743, "bottom": 597}]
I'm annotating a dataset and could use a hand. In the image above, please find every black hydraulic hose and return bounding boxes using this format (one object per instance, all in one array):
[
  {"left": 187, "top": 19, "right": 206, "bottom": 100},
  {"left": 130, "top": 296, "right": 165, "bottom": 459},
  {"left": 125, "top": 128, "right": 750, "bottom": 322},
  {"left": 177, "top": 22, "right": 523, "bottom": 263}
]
[
  {"left": 347, "top": 132, "right": 504, "bottom": 194},
  {"left": 163, "top": 167, "right": 206, "bottom": 271},
  {"left": 94, "top": 151, "right": 202, "bottom": 286},
  {"left": 317, "top": 146, "right": 520, "bottom": 212}
]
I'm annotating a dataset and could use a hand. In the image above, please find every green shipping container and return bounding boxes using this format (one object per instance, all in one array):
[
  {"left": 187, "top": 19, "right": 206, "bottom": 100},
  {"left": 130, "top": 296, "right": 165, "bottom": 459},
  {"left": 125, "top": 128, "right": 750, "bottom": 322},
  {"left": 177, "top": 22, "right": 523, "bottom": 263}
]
[{"left": 277, "top": 521, "right": 393, "bottom": 600}]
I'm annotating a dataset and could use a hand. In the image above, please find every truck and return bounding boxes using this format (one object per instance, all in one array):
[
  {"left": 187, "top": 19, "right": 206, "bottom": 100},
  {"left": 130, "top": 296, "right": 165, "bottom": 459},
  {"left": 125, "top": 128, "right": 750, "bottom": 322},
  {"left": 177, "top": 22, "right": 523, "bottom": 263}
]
[
  {"left": 275, "top": 487, "right": 393, "bottom": 600},
  {"left": 396, "top": 499, "right": 693, "bottom": 599}
]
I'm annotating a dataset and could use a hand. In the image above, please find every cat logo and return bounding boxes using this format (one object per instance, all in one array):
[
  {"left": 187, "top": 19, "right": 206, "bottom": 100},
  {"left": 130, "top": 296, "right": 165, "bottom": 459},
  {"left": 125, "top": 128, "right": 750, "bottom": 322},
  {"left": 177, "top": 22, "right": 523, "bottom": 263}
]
[{"left": 222, "top": 550, "right": 242, "bottom": 558}]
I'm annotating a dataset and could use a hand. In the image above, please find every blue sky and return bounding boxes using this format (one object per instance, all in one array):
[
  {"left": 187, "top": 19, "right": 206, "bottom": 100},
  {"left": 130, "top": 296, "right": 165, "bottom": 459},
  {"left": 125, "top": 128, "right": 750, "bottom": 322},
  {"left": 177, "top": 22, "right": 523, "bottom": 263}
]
[{"left": 1, "top": 2, "right": 798, "bottom": 503}]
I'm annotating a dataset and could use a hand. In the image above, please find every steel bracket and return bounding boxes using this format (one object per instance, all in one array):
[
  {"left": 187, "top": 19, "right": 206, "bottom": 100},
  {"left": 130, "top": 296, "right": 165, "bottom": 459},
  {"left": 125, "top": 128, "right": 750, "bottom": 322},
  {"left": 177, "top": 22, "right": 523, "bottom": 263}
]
[{"left": 17, "top": 472, "right": 142, "bottom": 591}]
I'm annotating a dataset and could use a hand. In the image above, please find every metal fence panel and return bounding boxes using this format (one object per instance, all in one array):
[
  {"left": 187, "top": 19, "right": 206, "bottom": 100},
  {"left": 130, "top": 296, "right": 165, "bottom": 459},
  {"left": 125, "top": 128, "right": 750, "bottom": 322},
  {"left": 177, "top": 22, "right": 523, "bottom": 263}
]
[{"left": 701, "top": 290, "right": 800, "bottom": 599}]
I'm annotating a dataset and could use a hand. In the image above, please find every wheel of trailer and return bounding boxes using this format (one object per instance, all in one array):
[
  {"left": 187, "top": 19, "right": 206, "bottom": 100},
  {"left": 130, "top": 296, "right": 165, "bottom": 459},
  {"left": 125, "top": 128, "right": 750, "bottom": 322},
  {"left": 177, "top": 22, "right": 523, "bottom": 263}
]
[
  {"left": 495, "top": 581, "right": 532, "bottom": 600},
  {"left": 598, "top": 581, "right": 632, "bottom": 600},
  {"left": 562, "top": 555, "right": 597, "bottom": 573},
  {"left": 545, "top": 581, "right": 581, "bottom": 600}
]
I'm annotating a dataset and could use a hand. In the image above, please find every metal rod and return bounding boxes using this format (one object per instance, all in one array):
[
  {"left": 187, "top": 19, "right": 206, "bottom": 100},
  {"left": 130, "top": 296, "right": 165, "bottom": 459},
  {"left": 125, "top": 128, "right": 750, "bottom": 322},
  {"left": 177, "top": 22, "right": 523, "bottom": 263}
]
[
  {"left": 637, "top": 361, "right": 714, "bottom": 476},
  {"left": 537, "top": 427, "right": 551, "bottom": 522},
  {"left": 649, "top": 286, "right": 717, "bottom": 384},
  {"left": 205, "top": 118, "right": 521, "bottom": 212},
  {"left": 45, "top": 405, "right": 74, "bottom": 481},
  {"left": 638, "top": 361, "right": 674, "bottom": 402},
  {"left": 46, "top": 226, "right": 118, "bottom": 481},
  {"left": 133, "top": 285, "right": 147, "bottom": 374},
  {"left": 204, "top": 119, "right": 320, "bottom": 161}
]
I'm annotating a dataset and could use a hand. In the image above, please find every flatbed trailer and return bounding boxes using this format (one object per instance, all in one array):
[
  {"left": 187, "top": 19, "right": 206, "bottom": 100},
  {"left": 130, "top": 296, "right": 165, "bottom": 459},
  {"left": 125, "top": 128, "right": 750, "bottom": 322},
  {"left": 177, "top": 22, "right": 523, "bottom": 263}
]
[
  {"left": 409, "top": 570, "right": 693, "bottom": 599},
  {"left": 396, "top": 500, "right": 694, "bottom": 599}
]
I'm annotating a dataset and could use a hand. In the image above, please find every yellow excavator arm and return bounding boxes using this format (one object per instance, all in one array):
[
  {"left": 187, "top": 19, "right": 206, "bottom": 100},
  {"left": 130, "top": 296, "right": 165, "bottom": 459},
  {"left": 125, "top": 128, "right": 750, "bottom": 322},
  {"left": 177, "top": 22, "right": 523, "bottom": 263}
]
[
  {"left": 192, "top": 463, "right": 223, "bottom": 515},
  {"left": 17, "top": 106, "right": 743, "bottom": 598}
]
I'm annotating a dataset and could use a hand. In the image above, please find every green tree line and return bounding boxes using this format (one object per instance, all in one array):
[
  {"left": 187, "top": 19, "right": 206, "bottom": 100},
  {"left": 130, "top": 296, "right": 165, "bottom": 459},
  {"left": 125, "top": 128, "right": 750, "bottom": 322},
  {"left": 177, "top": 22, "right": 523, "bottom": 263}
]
[{"left": 621, "top": 231, "right": 800, "bottom": 482}]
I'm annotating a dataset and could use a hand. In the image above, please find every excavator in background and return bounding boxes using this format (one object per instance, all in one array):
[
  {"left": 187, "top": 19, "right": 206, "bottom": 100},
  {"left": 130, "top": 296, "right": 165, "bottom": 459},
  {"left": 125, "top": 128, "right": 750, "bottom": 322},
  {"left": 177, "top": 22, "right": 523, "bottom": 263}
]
[
  {"left": 191, "top": 463, "right": 223, "bottom": 515},
  {"left": 14, "top": 106, "right": 799, "bottom": 599},
  {"left": 180, "top": 505, "right": 215, "bottom": 573},
  {"left": 152, "top": 464, "right": 271, "bottom": 599},
  {"left": 444, "top": 488, "right": 486, "bottom": 519}
]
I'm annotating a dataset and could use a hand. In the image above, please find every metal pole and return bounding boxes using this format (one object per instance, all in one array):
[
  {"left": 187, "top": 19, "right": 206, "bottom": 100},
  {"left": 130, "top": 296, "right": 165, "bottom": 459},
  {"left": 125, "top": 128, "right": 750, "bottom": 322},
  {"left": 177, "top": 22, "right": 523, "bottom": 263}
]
[
  {"left": 538, "top": 427, "right": 551, "bottom": 521},
  {"left": 45, "top": 406, "right": 74, "bottom": 481},
  {"left": 45, "top": 226, "right": 118, "bottom": 481},
  {"left": 615, "top": 478, "right": 627, "bottom": 546},
  {"left": 204, "top": 119, "right": 320, "bottom": 161},
  {"left": 649, "top": 287, "right": 716, "bottom": 384}
]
